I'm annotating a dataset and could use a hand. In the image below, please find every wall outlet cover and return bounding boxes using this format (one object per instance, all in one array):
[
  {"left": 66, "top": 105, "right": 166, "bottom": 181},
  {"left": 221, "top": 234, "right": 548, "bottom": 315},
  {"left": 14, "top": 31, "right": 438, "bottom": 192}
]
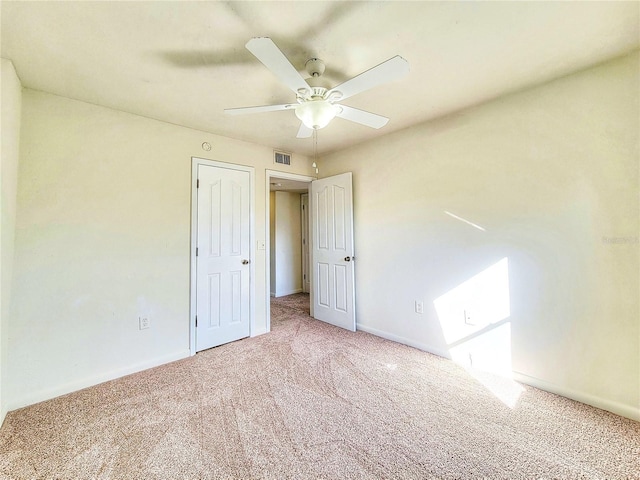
[{"left": 139, "top": 317, "right": 150, "bottom": 330}]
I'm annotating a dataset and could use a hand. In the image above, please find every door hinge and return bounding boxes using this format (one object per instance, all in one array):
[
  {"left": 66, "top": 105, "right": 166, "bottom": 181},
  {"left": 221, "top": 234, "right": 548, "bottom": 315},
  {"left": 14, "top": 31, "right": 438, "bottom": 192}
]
[
  {"left": 195, "top": 316, "right": 198, "bottom": 327},
  {"left": 196, "top": 178, "right": 200, "bottom": 188},
  {"left": 196, "top": 247, "right": 198, "bottom": 256}
]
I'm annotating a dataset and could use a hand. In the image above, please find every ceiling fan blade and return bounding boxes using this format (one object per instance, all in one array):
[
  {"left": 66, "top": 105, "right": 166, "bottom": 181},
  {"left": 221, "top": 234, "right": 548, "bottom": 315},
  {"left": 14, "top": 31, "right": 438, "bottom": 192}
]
[
  {"left": 336, "top": 105, "right": 389, "bottom": 129},
  {"left": 329, "top": 56, "right": 409, "bottom": 101},
  {"left": 246, "top": 37, "right": 309, "bottom": 94},
  {"left": 224, "top": 104, "right": 296, "bottom": 115},
  {"left": 296, "top": 123, "right": 313, "bottom": 139}
]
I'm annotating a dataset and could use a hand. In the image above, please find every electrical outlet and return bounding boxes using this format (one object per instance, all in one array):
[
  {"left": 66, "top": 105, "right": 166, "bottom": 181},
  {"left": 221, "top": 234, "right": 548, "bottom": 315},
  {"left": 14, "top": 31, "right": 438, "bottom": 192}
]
[
  {"left": 139, "top": 317, "right": 150, "bottom": 330},
  {"left": 464, "top": 309, "right": 474, "bottom": 325},
  {"left": 415, "top": 301, "right": 424, "bottom": 314}
]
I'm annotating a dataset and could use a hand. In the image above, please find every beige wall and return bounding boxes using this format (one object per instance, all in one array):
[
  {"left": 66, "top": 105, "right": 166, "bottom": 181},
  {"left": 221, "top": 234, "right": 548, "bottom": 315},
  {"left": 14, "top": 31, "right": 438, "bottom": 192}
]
[
  {"left": 8, "top": 90, "right": 312, "bottom": 410},
  {"left": 1, "top": 59, "right": 22, "bottom": 425},
  {"left": 320, "top": 52, "right": 639, "bottom": 419},
  {"left": 273, "top": 191, "right": 303, "bottom": 297},
  {"left": 4, "top": 52, "right": 639, "bottom": 421}
]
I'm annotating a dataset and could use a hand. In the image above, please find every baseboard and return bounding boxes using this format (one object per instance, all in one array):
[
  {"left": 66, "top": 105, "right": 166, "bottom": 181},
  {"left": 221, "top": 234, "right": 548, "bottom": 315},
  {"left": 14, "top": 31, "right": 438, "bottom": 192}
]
[
  {"left": 251, "top": 327, "right": 268, "bottom": 337},
  {"left": 7, "top": 349, "right": 191, "bottom": 413},
  {"left": 512, "top": 371, "right": 640, "bottom": 422},
  {"left": 0, "top": 405, "right": 7, "bottom": 430},
  {"left": 356, "top": 323, "right": 451, "bottom": 359},
  {"left": 356, "top": 323, "right": 639, "bottom": 422},
  {"left": 275, "top": 288, "right": 302, "bottom": 298}
]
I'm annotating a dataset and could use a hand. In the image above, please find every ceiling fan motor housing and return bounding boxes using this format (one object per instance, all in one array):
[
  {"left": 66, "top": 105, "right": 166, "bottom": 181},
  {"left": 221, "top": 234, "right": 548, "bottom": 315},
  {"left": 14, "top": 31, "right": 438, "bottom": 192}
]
[{"left": 305, "top": 58, "right": 325, "bottom": 77}]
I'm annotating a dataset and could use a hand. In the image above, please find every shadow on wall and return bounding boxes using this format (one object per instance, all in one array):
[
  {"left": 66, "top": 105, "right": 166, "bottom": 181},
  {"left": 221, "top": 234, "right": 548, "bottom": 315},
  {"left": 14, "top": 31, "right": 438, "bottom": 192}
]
[{"left": 432, "top": 212, "right": 524, "bottom": 408}]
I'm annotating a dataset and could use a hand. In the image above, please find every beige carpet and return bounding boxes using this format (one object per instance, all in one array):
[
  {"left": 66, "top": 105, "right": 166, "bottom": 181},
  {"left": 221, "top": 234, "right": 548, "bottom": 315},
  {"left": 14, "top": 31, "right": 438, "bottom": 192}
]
[{"left": 1, "top": 293, "right": 638, "bottom": 479}]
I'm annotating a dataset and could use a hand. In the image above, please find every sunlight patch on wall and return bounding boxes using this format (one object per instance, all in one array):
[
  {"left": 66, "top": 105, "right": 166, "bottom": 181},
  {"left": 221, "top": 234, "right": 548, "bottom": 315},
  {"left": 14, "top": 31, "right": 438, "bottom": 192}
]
[
  {"left": 434, "top": 257, "right": 510, "bottom": 346},
  {"left": 444, "top": 211, "right": 486, "bottom": 231},
  {"left": 449, "top": 323, "right": 512, "bottom": 376},
  {"left": 433, "top": 257, "right": 519, "bottom": 407}
]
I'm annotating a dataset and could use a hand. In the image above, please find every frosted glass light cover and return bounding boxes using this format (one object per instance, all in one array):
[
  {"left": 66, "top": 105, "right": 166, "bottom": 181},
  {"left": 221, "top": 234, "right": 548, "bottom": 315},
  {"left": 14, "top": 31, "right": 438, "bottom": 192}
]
[{"left": 295, "top": 101, "right": 338, "bottom": 129}]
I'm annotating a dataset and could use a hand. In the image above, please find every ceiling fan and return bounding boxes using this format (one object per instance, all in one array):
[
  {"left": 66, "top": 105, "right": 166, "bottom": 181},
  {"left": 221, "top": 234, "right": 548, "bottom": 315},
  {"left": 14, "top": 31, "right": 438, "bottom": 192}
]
[{"left": 224, "top": 37, "right": 410, "bottom": 138}]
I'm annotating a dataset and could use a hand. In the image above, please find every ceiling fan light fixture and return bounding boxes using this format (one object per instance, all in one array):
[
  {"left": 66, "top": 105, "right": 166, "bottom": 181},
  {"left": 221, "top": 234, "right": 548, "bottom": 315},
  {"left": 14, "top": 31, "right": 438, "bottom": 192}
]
[
  {"left": 226, "top": 38, "right": 408, "bottom": 136},
  {"left": 295, "top": 100, "right": 339, "bottom": 130}
]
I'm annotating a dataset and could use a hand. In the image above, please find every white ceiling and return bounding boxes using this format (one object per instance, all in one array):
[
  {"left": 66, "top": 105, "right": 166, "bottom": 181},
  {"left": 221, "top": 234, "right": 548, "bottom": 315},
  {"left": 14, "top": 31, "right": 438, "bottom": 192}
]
[
  {"left": 270, "top": 178, "right": 310, "bottom": 194},
  {"left": 2, "top": 1, "right": 638, "bottom": 156}
]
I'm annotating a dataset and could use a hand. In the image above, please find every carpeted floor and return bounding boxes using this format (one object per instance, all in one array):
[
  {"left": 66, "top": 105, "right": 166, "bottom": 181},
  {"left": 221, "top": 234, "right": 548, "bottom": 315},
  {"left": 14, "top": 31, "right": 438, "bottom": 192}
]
[
  {"left": 1, "top": 293, "right": 638, "bottom": 479},
  {"left": 270, "top": 292, "right": 310, "bottom": 316}
]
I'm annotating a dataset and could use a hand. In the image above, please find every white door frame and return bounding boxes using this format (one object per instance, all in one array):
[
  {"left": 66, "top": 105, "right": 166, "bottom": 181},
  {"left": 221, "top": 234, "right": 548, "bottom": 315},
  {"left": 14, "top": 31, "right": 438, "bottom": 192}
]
[
  {"left": 190, "top": 157, "right": 255, "bottom": 355},
  {"left": 301, "top": 193, "right": 310, "bottom": 294},
  {"left": 265, "top": 170, "right": 315, "bottom": 332}
]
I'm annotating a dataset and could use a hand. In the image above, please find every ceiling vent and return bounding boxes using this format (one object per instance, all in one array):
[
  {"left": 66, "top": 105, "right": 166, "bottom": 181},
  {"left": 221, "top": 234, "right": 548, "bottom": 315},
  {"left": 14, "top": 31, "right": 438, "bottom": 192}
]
[{"left": 274, "top": 151, "right": 291, "bottom": 166}]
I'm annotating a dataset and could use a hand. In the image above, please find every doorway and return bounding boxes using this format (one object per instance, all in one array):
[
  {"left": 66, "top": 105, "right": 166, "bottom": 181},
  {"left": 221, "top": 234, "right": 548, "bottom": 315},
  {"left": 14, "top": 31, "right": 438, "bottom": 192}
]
[{"left": 266, "top": 170, "right": 314, "bottom": 332}]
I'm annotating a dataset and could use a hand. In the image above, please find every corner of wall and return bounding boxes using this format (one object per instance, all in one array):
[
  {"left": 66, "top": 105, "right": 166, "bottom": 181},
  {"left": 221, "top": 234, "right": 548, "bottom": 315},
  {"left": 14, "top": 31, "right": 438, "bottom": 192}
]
[{"left": 1, "top": 58, "right": 23, "bottom": 426}]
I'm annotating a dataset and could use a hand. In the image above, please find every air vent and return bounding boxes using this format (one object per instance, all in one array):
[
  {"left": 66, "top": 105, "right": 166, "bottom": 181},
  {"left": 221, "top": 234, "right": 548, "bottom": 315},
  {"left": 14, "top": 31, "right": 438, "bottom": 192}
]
[{"left": 274, "top": 151, "right": 291, "bottom": 166}]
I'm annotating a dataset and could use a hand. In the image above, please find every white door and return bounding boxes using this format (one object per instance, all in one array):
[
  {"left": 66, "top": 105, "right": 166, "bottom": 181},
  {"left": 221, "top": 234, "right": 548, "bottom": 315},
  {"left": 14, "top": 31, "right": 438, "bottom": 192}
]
[
  {"left": 301, "top": 193, "right": 310, "bottom": 294},
  {"left": 310, "top": 172, "right": 355, "bottom": 331},
  {"left": 196, "top": 164, "right": 251, "bottom": 351}
]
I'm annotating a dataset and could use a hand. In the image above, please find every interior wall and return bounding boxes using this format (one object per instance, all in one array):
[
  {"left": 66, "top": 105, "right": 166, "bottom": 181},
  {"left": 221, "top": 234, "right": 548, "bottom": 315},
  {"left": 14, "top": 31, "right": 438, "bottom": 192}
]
[
  {"left": 8, "top": 89, "right": 313, "bottom": 411},
  {"left": 320, "top": 52, "right": 639, "bottom": 420},
  {"left": 0, "top": 59, "right": 22, "bottom": 425},
  {"left": 272, "top": 191, "right": 303, "bottom": 297}
]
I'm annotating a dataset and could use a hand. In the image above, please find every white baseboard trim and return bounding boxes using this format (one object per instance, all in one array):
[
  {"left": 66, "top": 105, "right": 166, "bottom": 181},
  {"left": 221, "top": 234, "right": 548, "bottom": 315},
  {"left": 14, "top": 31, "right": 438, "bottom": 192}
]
[
  {"left": 356, "top": 323, "right": 639, "bottom": 422},
  {"left": 356, "top": 323, "right": 451, "bottom": 359},
  {"left": 7, "top": 349, "right": 191, "bottom": 413},
  {"left": 512, "top": 371, "right": 640, "bottom": 422},
  {"left": 251, "top": 327, "right": 268, "bottom": 337},
  {"left": 0, "top": 406, "right": 7, "bottom": 429},
  {"left": 274, "top": 288, "right": 303, "bottom": 298}
]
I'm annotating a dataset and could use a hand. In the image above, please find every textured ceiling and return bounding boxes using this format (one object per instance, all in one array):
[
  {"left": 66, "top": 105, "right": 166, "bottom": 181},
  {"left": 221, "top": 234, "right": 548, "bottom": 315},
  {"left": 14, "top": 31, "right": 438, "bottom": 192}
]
[{"left": 2, "top": 1, "right": 638, "bottom": 156}]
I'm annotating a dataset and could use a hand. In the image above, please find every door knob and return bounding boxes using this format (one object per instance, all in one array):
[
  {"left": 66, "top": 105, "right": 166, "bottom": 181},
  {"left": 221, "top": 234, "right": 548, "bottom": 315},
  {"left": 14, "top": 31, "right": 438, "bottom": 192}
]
[
  {"left": 242, "top": 259, "right": 250, "bottom": 265},
  {"left": 344, "top": 256, "right": 351, "bottom": 262}
]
